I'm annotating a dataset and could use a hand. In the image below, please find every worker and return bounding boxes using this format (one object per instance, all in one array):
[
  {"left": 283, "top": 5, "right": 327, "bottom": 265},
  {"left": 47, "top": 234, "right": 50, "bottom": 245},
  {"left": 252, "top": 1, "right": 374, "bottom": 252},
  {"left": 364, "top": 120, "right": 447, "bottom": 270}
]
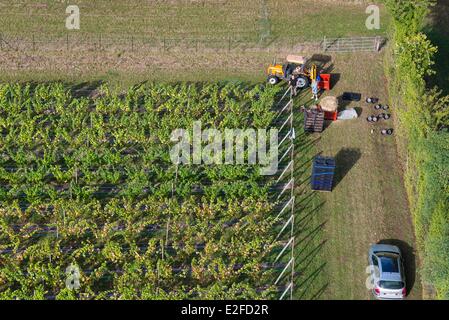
[
  {"left": 289, "top": 75, "right": 297, "bottom": 96},
  {"left": 311, "top": 78, "right": 319, "bottom": 101}
]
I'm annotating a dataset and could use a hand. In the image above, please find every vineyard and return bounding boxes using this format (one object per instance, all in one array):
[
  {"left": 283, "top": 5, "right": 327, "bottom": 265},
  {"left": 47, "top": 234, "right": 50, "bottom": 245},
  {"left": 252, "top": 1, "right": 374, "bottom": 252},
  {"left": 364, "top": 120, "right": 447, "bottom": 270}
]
[{"left": 0, "top": 82, "right": 292, "bottom": 299}]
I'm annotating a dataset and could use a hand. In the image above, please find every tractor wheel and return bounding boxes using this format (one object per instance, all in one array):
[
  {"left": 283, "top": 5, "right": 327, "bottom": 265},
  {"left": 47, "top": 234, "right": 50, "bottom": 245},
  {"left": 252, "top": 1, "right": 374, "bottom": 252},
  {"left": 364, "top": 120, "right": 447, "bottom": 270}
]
[
  {"left": 267, "top": 76, "right": 279, "bottom": 85},
  {"left": 296, "top": 75, "right": 309, "bottom": 89}
]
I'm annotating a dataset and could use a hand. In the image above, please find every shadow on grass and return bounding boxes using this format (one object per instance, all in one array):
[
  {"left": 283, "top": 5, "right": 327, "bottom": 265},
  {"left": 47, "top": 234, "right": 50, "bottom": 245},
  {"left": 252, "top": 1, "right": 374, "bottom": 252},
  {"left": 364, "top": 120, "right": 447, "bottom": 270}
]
[
  {"left": 69, "top": 81, "right": 104, "bottom": 98},
  {"left": 296, "top": 152, "right": 323, "bottom": 173},
  {"left": 292, "top": 188, "right": 328, "bottom": 299},
  {"left": 310, "top": 54, "right": 332, "bottom": 67},
  {"left": 296, "top": 221, "right": 327, "bottom": 249},
  {"left": 333, "top": 148, "right": 361, "bottom": 189},
  {"left": 296, "top": 136, "right": 321, "bottom": 153},
  {"left": 296, "top": 262, "right": 327, "bottom": 300},
  {"left": 354, "top": 106, "right": 363, "bottom": 117},
  {"left": 297, "top": 202, "right": 325, "bottom": 226},
  {"left": 336, "top": 94, "right": 353, "bottom": 110},
  {"left": 377, "top": 239, "right": 417, "bottom": 296},
  {"left": 310, "top": 283, "right": 329, "bottom": 300},
  {"left": 329, "top": 73, "right": 341, "bottom": 90}
]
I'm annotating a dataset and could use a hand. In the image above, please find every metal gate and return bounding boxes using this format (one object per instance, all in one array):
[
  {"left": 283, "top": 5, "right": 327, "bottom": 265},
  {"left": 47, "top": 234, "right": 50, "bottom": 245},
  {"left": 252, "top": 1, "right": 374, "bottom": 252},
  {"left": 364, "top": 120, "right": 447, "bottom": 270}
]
[{"left": 322, "top": 36, "right": 385, "bottom": 52}]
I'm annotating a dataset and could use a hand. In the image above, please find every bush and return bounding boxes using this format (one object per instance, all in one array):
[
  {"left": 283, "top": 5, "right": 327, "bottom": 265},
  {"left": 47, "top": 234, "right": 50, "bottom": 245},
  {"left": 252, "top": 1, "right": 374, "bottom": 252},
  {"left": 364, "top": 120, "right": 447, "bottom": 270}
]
[
  {"left": 423, "top": 201, "right": 449, "bottom": 299},
  {"left": 384, "top": 0, "right": 449, "bottom": 299}
]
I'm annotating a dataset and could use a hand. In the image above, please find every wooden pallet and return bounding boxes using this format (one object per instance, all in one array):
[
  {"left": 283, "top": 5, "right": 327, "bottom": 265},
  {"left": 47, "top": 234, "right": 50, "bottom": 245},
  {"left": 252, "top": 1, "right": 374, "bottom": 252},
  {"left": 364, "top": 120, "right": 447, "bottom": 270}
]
[{"left": 304, "top": 110, "right": 324, "bottom": 133}]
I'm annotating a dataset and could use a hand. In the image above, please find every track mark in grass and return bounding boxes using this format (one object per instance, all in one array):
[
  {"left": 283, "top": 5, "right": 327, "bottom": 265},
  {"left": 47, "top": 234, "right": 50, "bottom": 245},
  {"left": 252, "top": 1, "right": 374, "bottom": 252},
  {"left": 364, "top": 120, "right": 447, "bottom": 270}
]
[{"left": 259, "top": 0, "right": 272, "bottom": 44}]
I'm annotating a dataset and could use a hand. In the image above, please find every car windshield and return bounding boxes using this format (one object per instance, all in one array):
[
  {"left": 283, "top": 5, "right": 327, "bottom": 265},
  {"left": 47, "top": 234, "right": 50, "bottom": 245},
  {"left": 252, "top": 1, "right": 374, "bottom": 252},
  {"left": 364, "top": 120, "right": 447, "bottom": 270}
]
[
  {"left": 379, "top": 280, "right": 405, "bottom": 290},
  {"left": 376, "top": 252, "right": 400, "bottom": 273}
]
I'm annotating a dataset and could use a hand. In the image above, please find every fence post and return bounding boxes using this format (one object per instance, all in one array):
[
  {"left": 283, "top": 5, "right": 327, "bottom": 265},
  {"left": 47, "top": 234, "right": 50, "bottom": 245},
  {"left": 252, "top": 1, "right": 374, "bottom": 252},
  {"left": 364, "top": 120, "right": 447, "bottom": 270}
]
[
  {"left": 290, "top": 96, "right": 295, "bottom": 300},
  {"left": 274, "top": 92, "right": 296, "bottom": 300},
  {"left": 375, "top": 36, "right": 381, "bottom": 52}
]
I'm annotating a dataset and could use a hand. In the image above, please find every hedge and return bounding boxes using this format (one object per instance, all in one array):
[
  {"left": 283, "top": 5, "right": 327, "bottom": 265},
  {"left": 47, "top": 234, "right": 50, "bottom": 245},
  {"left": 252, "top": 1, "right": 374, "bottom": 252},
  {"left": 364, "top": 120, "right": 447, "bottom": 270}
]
[{"left": 384, "top": 0, "right": 449, "bottom": 299}]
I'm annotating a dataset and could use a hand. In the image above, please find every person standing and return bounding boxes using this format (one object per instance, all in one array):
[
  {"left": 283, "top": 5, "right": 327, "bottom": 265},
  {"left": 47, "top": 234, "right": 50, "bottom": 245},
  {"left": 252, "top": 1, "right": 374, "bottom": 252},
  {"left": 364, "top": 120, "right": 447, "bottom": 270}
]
[
  {"left": 289, "top": 75, "right": 297, "bottom": 96},
  {"left": 311, "top": 78, "right": 319, "bottom": 101}
]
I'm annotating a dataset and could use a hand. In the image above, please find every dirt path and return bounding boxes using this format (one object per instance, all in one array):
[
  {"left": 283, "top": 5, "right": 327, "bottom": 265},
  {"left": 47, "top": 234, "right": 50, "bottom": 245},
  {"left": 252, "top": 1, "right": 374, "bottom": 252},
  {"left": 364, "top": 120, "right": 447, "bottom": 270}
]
[{"left": 293, "top": 52, "right": 421, "bottom": 300}]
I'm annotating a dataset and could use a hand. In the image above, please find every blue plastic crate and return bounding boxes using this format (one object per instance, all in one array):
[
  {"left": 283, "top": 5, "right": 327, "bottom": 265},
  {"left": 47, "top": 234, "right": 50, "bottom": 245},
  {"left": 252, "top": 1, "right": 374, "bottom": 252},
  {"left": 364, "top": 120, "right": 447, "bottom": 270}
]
[{"left": 311, "top": 156, "right": 335, "bottom": 191}]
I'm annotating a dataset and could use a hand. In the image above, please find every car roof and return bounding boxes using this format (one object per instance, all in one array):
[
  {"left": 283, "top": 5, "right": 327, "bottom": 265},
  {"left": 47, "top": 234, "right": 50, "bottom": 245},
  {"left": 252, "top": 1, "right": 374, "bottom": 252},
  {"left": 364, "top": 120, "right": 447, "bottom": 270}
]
[
  {"left": 375, "top": 253, "right": 403, "bottom": 282},
  {"left": 380, "top": 273, "right": 403, "bottom": 282},
  {"left": 370, "top": 244, "right": 401, "bottom": 255},
  {"left": 379, "top": 254, "right": 399, "bottom": 272}
]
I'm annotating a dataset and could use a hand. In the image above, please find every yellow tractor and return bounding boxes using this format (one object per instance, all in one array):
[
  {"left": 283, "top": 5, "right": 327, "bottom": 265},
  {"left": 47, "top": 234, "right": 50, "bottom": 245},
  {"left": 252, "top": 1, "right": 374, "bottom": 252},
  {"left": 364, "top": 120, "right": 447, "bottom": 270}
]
[{"left": 266, "top": 55, "right": 317, "bottom": 89}]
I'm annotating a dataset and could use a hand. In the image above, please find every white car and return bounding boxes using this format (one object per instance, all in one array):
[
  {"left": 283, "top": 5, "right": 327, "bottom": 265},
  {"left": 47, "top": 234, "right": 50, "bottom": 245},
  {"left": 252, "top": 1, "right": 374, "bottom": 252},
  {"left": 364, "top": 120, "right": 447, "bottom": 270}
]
[{"left": 368, "top": 244, "right": 406, "bottom": 300}]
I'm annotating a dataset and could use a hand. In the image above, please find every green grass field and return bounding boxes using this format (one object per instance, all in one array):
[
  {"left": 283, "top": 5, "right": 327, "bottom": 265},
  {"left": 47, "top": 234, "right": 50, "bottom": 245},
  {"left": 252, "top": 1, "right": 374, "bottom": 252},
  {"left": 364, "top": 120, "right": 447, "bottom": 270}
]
[
  {"left": 291, "top": 52, "right": 421, "bottom": 299},
  {"left": 0, "top": 0, "right": 390, "bottom": 86},
  {"left": 0, "top": 0, "right": 389, "bottom": 41}
]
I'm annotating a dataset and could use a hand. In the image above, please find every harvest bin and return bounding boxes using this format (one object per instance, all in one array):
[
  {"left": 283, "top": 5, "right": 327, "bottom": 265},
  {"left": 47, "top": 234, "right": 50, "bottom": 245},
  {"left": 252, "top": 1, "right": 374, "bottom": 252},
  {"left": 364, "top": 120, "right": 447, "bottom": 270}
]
[
  {"left": 318, "top": 74, "right": 331, "bottom": 91},
  {"left": 324, "top": 111, "right": 337, "bottom": 121},
  {"left": 311, "top": 156, "right": 336, "bottom": 191}
]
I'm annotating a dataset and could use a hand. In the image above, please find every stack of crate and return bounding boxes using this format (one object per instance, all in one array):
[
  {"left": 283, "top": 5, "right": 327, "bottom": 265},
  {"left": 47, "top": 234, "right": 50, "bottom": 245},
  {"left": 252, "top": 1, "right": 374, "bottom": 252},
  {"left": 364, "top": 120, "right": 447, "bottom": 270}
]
[
  {"left": 311, "top": 156, "right": 336, "bottom": 191},
  {"left": 304, "top": 109, "right": 324, "bottom": 133}
]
